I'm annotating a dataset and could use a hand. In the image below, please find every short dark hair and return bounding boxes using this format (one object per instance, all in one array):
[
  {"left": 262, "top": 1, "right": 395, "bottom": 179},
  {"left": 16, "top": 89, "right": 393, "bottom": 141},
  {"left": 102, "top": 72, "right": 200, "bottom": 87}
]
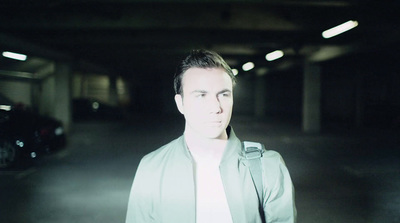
[{"left": 173, "top": 49, "right": 236, "bottom": 95}]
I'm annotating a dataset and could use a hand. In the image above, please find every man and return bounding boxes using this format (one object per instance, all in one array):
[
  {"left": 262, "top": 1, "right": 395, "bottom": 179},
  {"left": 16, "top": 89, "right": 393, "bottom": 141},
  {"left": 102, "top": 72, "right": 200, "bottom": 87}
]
[{"left": 125, "top": 49, "right": 296, "bottom": 223}]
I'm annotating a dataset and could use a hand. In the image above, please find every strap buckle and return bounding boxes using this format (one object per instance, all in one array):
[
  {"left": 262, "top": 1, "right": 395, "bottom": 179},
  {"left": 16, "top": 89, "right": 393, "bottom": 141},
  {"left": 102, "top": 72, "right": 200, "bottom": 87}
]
[{"left": 243, "top": 141, "right": 264, "bottom": 160}]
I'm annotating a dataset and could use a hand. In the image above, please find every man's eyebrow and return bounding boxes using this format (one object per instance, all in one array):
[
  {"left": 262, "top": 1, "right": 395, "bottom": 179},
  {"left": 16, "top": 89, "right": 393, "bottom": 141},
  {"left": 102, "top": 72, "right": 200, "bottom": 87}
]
[
  {"left": 218, "top": 89, "right": 232, "bottom": 94},
  {"left": 190, "top": 89, "right": 232, "bottom": 95},
  {"left": 190, "top": 90, "right": 208, "bottom": 94}
]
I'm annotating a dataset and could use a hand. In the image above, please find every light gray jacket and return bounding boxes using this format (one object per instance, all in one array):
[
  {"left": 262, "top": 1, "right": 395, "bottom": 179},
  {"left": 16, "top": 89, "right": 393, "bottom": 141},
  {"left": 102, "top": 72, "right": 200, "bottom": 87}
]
[{"left": 125, "top": 127, "right": 296, "bottom": 223}]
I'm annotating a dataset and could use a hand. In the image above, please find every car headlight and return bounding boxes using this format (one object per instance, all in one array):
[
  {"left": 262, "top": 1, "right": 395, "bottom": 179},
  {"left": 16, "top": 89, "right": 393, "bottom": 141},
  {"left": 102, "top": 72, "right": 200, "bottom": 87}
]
[
  {"left": 16, "top": 140, "right": 24, "bottom": 147},
  {"left": 55, "top": 127, "right": 64, "bottom": 136},
  {"left": 92, "top": 102, "right": 100, "bottom": 111}
]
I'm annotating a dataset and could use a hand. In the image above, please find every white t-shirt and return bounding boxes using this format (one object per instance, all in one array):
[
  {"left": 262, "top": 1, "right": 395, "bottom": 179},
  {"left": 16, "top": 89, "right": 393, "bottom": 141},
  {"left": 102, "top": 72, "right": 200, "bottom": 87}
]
[{"left": 191, "top": 152, "right": 233, "bottom": 223}]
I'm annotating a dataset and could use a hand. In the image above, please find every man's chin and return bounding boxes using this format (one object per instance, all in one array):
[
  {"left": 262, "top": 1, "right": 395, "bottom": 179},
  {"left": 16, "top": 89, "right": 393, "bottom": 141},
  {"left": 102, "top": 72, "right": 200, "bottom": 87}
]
[{"left": 200, "top": 127, "right": 228, "bottom": 140}]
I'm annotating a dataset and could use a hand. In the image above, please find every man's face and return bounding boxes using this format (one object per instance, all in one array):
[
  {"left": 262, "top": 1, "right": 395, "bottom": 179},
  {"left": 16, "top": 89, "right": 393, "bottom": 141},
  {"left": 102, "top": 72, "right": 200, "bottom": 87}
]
[{"left": 175, "top": 67, "right": 233, "bottom": 140}]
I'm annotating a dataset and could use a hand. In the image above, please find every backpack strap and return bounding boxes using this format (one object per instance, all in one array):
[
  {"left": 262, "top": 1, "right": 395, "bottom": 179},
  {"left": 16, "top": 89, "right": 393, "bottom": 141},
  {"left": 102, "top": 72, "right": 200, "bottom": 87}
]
[{"left": 242, "top": 141, "right": 266, "bottom": 222}]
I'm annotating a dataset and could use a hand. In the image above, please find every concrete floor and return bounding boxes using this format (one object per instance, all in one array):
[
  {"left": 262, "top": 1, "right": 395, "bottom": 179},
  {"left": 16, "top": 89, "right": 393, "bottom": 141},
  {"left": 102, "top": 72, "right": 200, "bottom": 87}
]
[{"left": 1, "top": 114, "right": 399, "bottom": 223}]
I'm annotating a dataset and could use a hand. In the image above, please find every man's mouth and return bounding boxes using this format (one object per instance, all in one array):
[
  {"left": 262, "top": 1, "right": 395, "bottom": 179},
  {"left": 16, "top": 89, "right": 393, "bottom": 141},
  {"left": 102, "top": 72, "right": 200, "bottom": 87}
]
[{"left": 205, "top": 121, "right": 222, "bottom": 126}]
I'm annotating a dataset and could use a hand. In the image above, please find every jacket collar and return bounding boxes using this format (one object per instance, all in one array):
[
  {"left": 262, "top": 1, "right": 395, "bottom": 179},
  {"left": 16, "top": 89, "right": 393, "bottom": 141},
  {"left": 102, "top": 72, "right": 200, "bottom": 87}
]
[
  {"left": 178, "top": 126, "right": 242, "bottom": 164},
  {"left": 221, "top": 126, "right": 242, "bottom": 165}
]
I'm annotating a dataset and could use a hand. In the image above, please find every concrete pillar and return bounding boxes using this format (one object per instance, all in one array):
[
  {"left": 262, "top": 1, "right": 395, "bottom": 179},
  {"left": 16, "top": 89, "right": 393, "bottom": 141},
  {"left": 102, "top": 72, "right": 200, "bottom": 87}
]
[
  {"left": 54, "top": 62, "right": 72, "bottom": 132},
  {"left": 39, "top": 75, "right": 55, "bottom": 116},
  {"left": 31, "top": 81, "right": 41, "bottom": 113},
  {"left": 80, "top": 74, "right": 89, "bottom": 98},
  {"left": 254, "top": 73, "right": 267, "bottom": 118},
  {"left": 302, "top": 62, "right": 321, "bottom": 133},
  {"left": 109, "top": 75, "right": 119, "bottom": 106}
]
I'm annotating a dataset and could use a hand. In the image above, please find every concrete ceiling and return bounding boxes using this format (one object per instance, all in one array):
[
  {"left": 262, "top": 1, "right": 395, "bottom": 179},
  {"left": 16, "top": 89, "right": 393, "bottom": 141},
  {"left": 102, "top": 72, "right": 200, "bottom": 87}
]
[{"left": 0, "top": 0, "right": 399, "bottom": 80}]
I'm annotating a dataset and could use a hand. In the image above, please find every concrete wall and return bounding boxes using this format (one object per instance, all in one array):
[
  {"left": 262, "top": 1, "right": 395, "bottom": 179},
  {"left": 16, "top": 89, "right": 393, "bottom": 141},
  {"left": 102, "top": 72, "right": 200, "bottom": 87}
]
[
  {"left": 320, "top": 51, "right": 400, "bottom": 128},
  {"left": 264, "top": 68, "right": 303, "bottom": 118},
  {"left": 0, "top": 80, "right": 33, "bottom": 107},
  {"left": 73, "top": 73, "right": 130, "bottom": 107},
  {"left": 233, "top": 75, "right": 255, "bottom": 115}
]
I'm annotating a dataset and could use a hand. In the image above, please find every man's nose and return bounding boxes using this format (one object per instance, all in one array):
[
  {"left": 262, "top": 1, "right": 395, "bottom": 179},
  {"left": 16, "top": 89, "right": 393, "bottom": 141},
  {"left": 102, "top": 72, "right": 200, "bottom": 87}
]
[{"left": 207, "top": 96, "right": 222, "bottom": 113}]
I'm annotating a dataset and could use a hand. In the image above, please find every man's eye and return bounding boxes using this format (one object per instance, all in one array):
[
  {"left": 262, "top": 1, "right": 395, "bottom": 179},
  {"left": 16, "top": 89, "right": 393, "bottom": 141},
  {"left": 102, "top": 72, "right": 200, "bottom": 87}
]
[{"left": 196, "top": 94, "right": 206, "bottom": 98}]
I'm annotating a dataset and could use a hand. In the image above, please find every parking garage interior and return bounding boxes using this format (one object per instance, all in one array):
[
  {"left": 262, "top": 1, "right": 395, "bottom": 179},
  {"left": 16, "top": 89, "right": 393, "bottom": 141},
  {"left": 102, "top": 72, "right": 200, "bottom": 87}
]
[{"left": 0, "top": 1, "right": 399, "bottom": 223}]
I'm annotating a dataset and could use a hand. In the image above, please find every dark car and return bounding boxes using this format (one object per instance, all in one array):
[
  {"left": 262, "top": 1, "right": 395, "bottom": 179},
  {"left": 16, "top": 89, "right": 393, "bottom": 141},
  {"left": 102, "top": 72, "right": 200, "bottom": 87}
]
[{"left": 0, "top": 108, "right": 66, "bottom": 169}]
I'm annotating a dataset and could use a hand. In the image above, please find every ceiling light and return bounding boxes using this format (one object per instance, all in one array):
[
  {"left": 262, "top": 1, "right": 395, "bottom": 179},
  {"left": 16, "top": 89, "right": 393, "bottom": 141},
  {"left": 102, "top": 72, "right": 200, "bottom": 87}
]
[
  {"left": 2, "top": 51, "right": 27, "bottom": 61},
  {"left": 0, "top": 105, "right": 12, "bottom": 111},
  {"left": 322, "top": 20, "right": 358, "bottom": 39},
  {"left": 232, "top": 68, "right": 239, "bottom": 76},
  {"left": 266, "top": 50, "right": 284, "bottom": 61},
  {"left": 242, "top": 62, "right": 254, "bottom": 71}
]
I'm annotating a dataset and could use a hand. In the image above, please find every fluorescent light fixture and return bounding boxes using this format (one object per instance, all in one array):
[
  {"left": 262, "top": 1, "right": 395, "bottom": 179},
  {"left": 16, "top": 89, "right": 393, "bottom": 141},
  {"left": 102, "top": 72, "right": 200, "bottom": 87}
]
[
  {"left": 266, "top": 50, "right": 284, "bottom": 61},
  {"left": 242, "top": 62, "right": 254, "bottom": 71},
  {"left": 2, "top": 51, "right": 27, "bottom": 61},
  {"left": 232, "top": 68, "right": 239, "bottom": 76},
  {"left": 0, "top": 105, "right": 12, "bottom": 111},
  {"left": 322, "top": 20, "right": 358, "bottom": 39}
]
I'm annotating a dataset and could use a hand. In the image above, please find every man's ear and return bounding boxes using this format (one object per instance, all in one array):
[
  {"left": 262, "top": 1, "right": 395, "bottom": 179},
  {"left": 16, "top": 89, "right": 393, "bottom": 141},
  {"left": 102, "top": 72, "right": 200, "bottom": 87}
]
[{"left": 174, "top": 94, "right": 184, "bottom": 114}]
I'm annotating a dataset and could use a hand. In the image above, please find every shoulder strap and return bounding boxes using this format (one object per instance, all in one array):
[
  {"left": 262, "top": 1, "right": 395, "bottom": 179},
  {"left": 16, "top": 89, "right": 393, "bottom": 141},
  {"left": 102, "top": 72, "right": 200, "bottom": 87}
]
[{"left": 242, "top": 141, "right": 266, "bottom": 222}]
